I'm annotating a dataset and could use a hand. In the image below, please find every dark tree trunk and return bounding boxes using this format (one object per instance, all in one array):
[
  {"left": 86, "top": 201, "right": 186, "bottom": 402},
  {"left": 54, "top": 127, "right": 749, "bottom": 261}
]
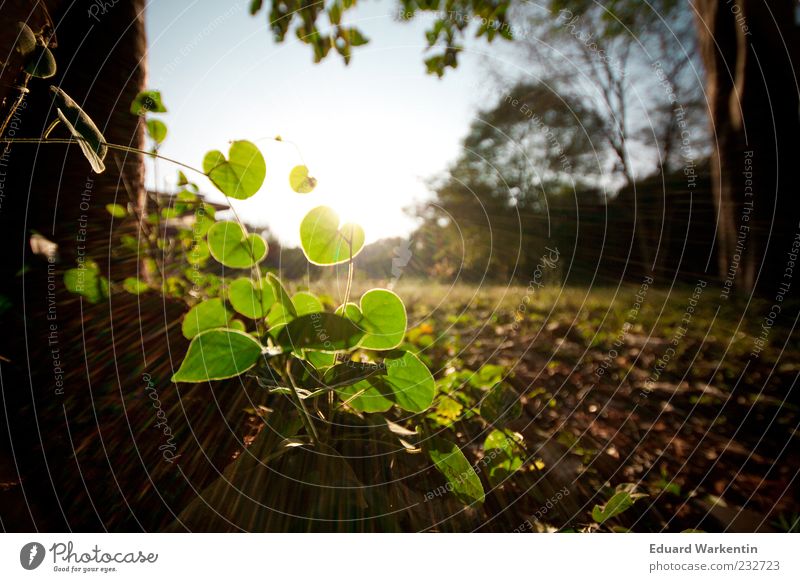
[{"left": 692, "top": 0, "right": 800, "bottom": 296}]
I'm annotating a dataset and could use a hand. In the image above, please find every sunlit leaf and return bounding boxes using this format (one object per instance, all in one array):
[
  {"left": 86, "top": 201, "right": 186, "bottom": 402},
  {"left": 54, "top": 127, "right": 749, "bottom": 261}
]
[
  {"left": 428, "top": 436, "right": 485, "bottom": 505},
  {"left": 276, "top": 312, "right": 364, "bottom": 353},
  {"left": 483, "top": 429, "right": 524, "bottom": 486},
  {"left": 172, "top": 329, "right": 262, "bottom": 383},
  {"left": 122, "top": 277, "right": 149, "bottom": 295},
  {"left": 146, "top": 118, "right": 167, "bottom": 144},
  {"left": 228, "top": 277, "right": 275, "bottom": 319},
  {"left": 266, "top": 272, "right": 297, "bottom": 329},
  {"left": 181, "top": 298, "right": 236, "bottom": 339},
  {"left": 592, "top": 490, "right": 644, "bottom": 524},
  {"left": 105, "top": 203, "right": 127, "bottom": 218},
  {"left": 203, "top": 140, "right": 265, "bottom": 200},
  {"left": 292, "top": 291, "right": 323, "bottom": 315},
  {"left": 289, "top": 165, "right": 317, "bottom": 193},
  {"left": 352, "top": 288, "right": 407, "bottom": 350},
  {"left": 207, "top": 221, "right": 267, "bottom": 268},
  {"left": 379, "top": 351, "right": 435, "bottom": 412},
  {"left": 299, "top": 206, "right": 365, "bottom": 266},
  {"left": 63, "top": 261, "right": 109, "bottom": 303}
]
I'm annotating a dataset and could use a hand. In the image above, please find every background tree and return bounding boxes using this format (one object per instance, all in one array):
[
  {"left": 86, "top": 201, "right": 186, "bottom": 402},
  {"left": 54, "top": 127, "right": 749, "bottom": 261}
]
[{"left": 691, "top": 0, "right": 800, "bottom": 295}]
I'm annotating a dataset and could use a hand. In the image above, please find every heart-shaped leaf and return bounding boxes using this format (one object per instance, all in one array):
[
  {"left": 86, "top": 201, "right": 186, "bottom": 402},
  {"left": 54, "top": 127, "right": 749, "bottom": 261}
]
[
  {"left": 299, "top": 206, "right": 365, "bottom": 266},
  {"left": 428, "top": 436, "right": 485, "bottom": 505},
  {"left": 25, "top": 44, "right": 56, "bottom": 78},
  {"left": 50, "top": 86, "right": 107, "bottom": 173},
  {"left": 480, "top": 382, "right": 522, "bottom": 427},
  {"left": 292, "top": 291, "right": 323, "bottom": 315},
  {"left": 181, "top": 298, "right": 237, "bottom": 339},
  {"left": 172, "top": 329, "right": 262, "bottom": 383},
  {"left": 345, "top": 288, "right": 406, "bottom": 350},
  {"left": 130, "top": 90, "right": 167, "bottom": 115},
  {"left": 335, "top": 351, "right": 434, "bottom": 413},
  {"left": 289, "top": 165, "right": 317, "bottom": 193},
  {"left": 146, "top": 119, "right": 167, "bottom": 144},
  {"left": 379, "top": 351, "right": 435, "bottom": 412},
  {"left": 203, "top": 140, "right": 265, "bottom": 200},
  {"left": 277, "top": 312, "right": 364, "bottom": 353},
  {"left": 207, "top": 221, "right": 267, "bottom": 268},
  {"left": 228, "top": 277, "right": 275, "bottom": 319},
  {"left": 14, "top": 22, "right": 37, "bottom": 56}
]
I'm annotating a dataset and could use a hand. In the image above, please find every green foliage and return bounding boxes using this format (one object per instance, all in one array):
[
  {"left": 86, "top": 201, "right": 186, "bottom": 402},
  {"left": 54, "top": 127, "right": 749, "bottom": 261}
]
[
  {"left": 288, "top": 165, "right": 317, "bottom": 193},
  {"left": 348, "top": 289, "right": 407, "bottom": 350},
  {"left": 146, "top": 119, "right": 168, "bottom": 144},
  {"left": 181, "top": 298, "right": 237, "bottom": 339},
  {"left": 50, "top": 86, "right": 107, "bottom": 173},
  {"left": 483, "top": 429, "right": 524, "bottom": 485},
  {"left": 207, "top": 221, "right": 268, "bottom": 268},
  {"left": 130, "top": 90, "right": 168, "bottom": 115},
  {"left": 172, "top": 329, "right": 263, "bottom": 382},
  {"left": 592, "top": 486, "right": 648, "bottom": 524},
  {"left": 122, "top": 277, "right": 149, "bottom": 295},
  {"left": 249, "top": 0, "right": 513, "bottom": 75},
  {"left": 203, "top": 140, "right": 266, "bottom": 199},
  {"left": 105, "top": 203, "right": 127, "bottom": 218},
  {"left": 300, "top": 205, "right": 365, "bottom": 265},
  {"left": 428, "top": 436, "right": 485, "bottom": 505},
  {"left": 227, "top": 277, "right": 276, "bottom": 319},
  {"left": 64, "top": 261, "right": 109, "bottom": 304},
  {"left": 276, "top": 312, "right": 364, "bottom": 352}
]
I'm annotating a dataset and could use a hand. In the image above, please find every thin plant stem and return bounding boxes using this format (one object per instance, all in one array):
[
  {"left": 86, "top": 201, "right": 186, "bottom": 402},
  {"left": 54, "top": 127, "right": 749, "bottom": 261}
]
[{"left": 284, "top": 360, "right": 320, "bottom": 446}]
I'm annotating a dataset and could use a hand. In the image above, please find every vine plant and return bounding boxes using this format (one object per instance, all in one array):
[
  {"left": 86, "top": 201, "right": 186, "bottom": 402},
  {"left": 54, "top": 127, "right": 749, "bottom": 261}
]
[{"left": 0, "top": 22, "right": 498, "bottom": 511}]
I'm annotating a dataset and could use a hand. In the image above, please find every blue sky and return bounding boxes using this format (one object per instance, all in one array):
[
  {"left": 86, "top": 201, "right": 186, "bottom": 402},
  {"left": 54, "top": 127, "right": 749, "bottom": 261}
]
[{"left": 145, "top": 0, "right": 502, "bottom": 245}]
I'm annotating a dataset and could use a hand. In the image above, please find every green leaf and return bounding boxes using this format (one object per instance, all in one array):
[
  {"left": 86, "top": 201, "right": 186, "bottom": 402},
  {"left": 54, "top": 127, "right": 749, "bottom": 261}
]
[
  {"left": 203, "top": 140, "right": 265, "bottom": 200},
  {"left": 352, "top": 288, "right": 407, "bottom": 350},
  {"left": 328, "top": 362, "right": 392, "bottom": 413},
  {"left": 64, "top": 261, "right": 109, "bottom": 304},
  {"left": 24, "top": 44, "right": 56, "bottom": 78},
  {"left": 172, "top": 329, "right": 262, "bottom": 383},
  {"left": 289, "top": 165, "right": 317, "bottom": 193},
  {"left": 428, "top": 437, "right": 485, "bottom": 505},
  {"left": 277, "top": 312, "right": 364, "bottom": 353},
  {"left": 266, "top": 273, "right": 298, "bottom": 330},
  {"left": 122, "top": 277, "right": 149, "bottom": 295},
  {"left": 483, "top": 429, "right": 524, "bottom": 485},
  {"left": 299, "top": 206, "right": 365, "bottom": 266},
  {"left": 146, "top": 119, "right": 167, "bottom": 144},
  {"left": 50, "top": 86, "right": 107, "bottom": 173},
  {"left": 130, "top": 90, "right": 167, "bottom": 115},
  {"left": 207, "top": 221, "right": 268, "bottom": 268},
  {"left": 228, "top": 277, "right": 275, "bottom": 319},
  {"left": 378, "top": 351, "right": 435, "bottom": 412},
  {"left": 181, "top": 298, "right": 236, "bottom": 339},
  {"left": 186, "top": 240, "right": 210, "bottom": 264},
  {"left": 14, "top": 22, "right": 37, "bottom": 56},
  {"left": 292, "top": 291, "right": 323, "bottom": 315},
  {"left": 592, "top": 491, "right": 637, "bottom": 524},
  {"left": 480, "top": 382, "right": 522, "bottom": 427},
  {"left": 305, "top": 350, "right": 337, "bottom": 369},
  {"left": 336, "top": 379, "right": 394, "bottom": 413},
  {"left": 105, "top": 203, "right": 127, "bottom": 218}
]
